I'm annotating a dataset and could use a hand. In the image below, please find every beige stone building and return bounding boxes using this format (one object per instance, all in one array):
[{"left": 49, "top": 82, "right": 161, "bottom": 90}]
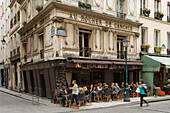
[
  {"left": 15, "top": 0, "right": 144, "bottom": 98},
  {"left": 138, "top": 0, "right": 170, "bottom": 95}
]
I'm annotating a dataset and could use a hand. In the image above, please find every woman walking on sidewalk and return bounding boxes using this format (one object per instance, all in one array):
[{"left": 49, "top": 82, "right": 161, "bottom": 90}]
[{"left": 139, "top": 79, "right": 149, "bottom": 107}]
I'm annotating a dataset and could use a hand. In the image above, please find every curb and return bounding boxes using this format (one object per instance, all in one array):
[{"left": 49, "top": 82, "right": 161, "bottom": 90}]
[{"left": 0, "top": 89, "right": 47, "bottom": 106}]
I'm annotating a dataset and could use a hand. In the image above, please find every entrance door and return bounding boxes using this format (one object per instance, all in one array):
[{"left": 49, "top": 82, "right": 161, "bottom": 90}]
[
  {"left": 1, "top": 69, "right": 4, "bottom": 86},
  {"left": 40, "top": 74, "right": 46, "bottom": 97},
  {"left": 29, "top": 70, "right": 35, "bottom": 94},
  {"left": 23, "top": 71, "right": 28, "bottom": 93},
  {"left": 14, "top": 63, "right": 18, "bottom": 87}
]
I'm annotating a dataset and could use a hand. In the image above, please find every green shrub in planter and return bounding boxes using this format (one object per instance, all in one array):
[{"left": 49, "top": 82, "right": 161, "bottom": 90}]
[
  {"left": 36, "top": 5, "right": 43, "bottom": 12},
  {"left": 22, "top": 21, "right": 27, "bottom": 26}
]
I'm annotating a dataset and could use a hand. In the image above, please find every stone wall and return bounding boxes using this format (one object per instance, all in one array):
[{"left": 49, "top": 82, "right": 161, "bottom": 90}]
[{"left": 56, "top": 67, "right": 67, "bottom": 89}]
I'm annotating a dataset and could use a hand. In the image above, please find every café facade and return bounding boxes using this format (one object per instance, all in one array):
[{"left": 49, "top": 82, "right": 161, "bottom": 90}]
[{"left": 18, "top": 1, "right": 144, "bottom": 98}]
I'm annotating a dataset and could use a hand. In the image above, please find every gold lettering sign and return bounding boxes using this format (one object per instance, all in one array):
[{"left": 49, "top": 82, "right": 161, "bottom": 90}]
[
  {"left": 69, "top": 13, "right": 133, "bottom": 31},
  {"left": 76, "top": 63, "right": 109, "bottom": 69}
]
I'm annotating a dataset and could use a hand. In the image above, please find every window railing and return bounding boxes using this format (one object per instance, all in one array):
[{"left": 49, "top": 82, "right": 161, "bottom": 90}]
[
  {"left": 117, "top": 12, "right": 126, "bottom": 19},
  {"left": 40, "top": 49, "right": 44, "bottom": 59},
  {"left": 117, "top": 51, "right": 125, "bottom": 59},
  {"left": 79, "top": 47, "right": 91, "bottom": 57}
]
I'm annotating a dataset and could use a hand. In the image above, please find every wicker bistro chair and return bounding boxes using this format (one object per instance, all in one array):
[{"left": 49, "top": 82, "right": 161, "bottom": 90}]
[
  {"left": 94, "top": 90, "right": 103, "bottom": 102},
  {"left": 147, "top": 86, "right": 151, "bottom": 97},
  {"left": 77, "top": 93, "right": 86, "bottom": 107},
  {"left": 103, "top": 90, "right": 112, "bottom": 102},
  {"left": 84, "top": 92, "right": 92, "bottom": 106},
  {"left": 130, "top": 87, "right": 137, "bottom": 98},
  {"left": 56, "top": 90, "right": 62, "bottom": 107},
  {"left": 113, "top": 88, "right": 125, "bottom": 101},
  {"left": 65, "top": 94, "right": 72, "bottom": 108}
]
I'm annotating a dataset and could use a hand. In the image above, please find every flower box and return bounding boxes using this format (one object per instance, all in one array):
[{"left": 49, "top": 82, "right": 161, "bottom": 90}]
[
  {"left": 154, "top": 11, "right": 165, "bottom": 20},
  {"left": 167, "top": 48, "right": 170, "bottom": 55},
  {"left": 22, "top": 21, "right": 27, "bottom": 26},
  {"left": 143, "top": 8, "right": 151, "bottom": 17},
  {"left": 78, "top": 1, "right": 91, "bottom": 9},
  {"left": 154, "top": 46, "right": 162, "bottom": 53},
  {"left": 36, "top": 5, "right": 43, "bottom": 12},
  {"left": 141, "top": 44, "right": 151, "bottom": 52}
]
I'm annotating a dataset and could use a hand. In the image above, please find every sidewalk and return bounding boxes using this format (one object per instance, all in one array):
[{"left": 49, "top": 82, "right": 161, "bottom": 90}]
[{"left": 0, "top": 87, "right": 170, "bottom": 110}]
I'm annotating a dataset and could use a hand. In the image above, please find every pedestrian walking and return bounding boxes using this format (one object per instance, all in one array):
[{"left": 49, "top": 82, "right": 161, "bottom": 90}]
[
  {"left": 69, "top": 80, "right": 79, "bottom": 109},
  {"left": 139, "top": 79, "right": 149, "bottom": 107}
]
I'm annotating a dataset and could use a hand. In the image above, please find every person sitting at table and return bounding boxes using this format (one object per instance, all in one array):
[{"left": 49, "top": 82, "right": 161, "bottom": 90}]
[
  {"left": 83, "top": 86, "right": 89, "bottom": 99},
  {"left": 94, "top": 81, "right": 99, "bottom": 88},
  {"left": 111, "top": 83, "right": 119, "bottom": 100},
  {"left": 58, "top": 88, "right": 68, "bottom": 107},
  {"left": 88, "top": 84, "right": 95, "bottom": 102},
  {"left": 88, "top": 84, "right": 95, "bottom": 93},
  {"left": 121, "top": 82, "right": 125, "bottom": 88},
  {"left": 97, "top": 83, "right": 103, "bottom": 91},
  {"left": 102, "top": 84, "right": 109, "bottom": 95},
  {"left": 78, "top": 87, "right": 84, "bottom": 95},
  {"left": 115, "top": 83, "right": 121, "bottom": 90}
]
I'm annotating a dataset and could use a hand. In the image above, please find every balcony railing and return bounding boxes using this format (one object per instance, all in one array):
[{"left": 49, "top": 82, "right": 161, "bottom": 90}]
[
  {"left": 79, "top": 47, "right": 91, "bottom": 57},
  {"left": 117, "top": 12, "right": 126, "bottom": 19},
  {"left": 40, "top": 49, "right": 44, "bottom": 59},
  {"left": 117, "top": 51, "right": 125, "bottom": 59}
]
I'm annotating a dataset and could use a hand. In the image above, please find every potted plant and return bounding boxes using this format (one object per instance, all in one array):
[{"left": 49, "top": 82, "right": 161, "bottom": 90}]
[
  {"left": 143, "top": 8, "right": 151, "bottom": 17},
  {"left": 36, "top": 5, "right": 43, "bottom": 12},
  {"left": 141, "top": 44, "right": 147, "bottom": 52},
  {"left": 154, "top": 46, "right": 162, "bottom": 53},
  {"left": 22, "top": 21, "right": 27, "bottom": 26},
  {"left": 146, "top": 44, "right": 151, "bottom": 52},
  {"left": 86, "top": 3, "right": 91, "bottom": 9},
  {"left": 78, "top": 1, "right": 86, "bottom": 8},
  {"left": 155, "top": 10, "right": 165, "bottom": 20},
  {"left": 167, "top": 48, "right": 170, "bottom": 55}
]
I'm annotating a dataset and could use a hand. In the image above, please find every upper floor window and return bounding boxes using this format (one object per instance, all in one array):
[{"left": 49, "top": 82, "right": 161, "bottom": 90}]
[
  {"left": 154, "top": 0, "right": 161, "bottom": 12},
  {"left": 154, "top": 30, "right": 160, "bottom": 47},
  {"left": 141, "top": 27, "right": 147, "bottom": 45},
  {"left": 140, "top": 0, "right": 147, "bottom": 15},
  {"left": 167, "top": 3, "right": 170, "bottom": 22},
  {"left": 117, "top": 36, "right": 125, "bottom": 59},
  {"left": 117, "top": 0, "right": 126, "bottom": 19}
]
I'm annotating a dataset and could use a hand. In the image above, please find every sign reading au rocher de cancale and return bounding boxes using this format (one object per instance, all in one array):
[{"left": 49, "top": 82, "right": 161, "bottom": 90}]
[{"left": 69, "top": 13, "right": 133, "bottom": 31}]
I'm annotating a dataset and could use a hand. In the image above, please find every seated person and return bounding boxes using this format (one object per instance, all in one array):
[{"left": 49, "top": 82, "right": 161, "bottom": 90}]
[
  {"left": 112, "top": 83, "right": 119, "bottom": 95},
  {"left": 88, "top": 84, "right": 95, "bottom": 93},
  {"left": 121, "top": 82, "right": 125, "bottom": 88},
  {"left": 58, "top": 88, "right": 68, "bottom": 107},
  {"left": 78, "top": 88, "right": 84, "bottom": 101},
  {"left": 97, "top": 83, "right": 103, "bottom": 91},
  {"left": 83, "top": 86, "right": 89, "bottom": 99},
  {"left": 102, "top": 84, "right": 109, "bottom": 95},
  {"left": 94, "top": 81, "right": 99, "bottom": 88},
  {"left": 115, "top": 83, "right": 121, "bottom": 90}
]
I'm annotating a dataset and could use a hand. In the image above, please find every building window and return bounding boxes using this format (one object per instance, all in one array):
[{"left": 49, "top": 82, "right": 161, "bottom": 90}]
[
  {"left": 117, "top": 36, "right": 125, "bottom": 59},
  {"left": 154, "top": 30, "right": 160, "bottom": 47},
  {"left": 117, "top": 0, "right": 126, "bottom": 18},
  {"left": 79, "top": 29, "right": 91, "bottom": 57},
  {"left": 140, "top": 0, "right": 147, "bottom": 15},
  {"left": 141, "top": 28, "right": 147, "bottom": 45},
  {"left": 168, "top": 3, "right": 170, "bottom": 22},
  {"left": 154, "top": 0, "right": 161, "bottom": 12},
  {"left": 168, "top": 34, "right": 170, "bottom": 48}
]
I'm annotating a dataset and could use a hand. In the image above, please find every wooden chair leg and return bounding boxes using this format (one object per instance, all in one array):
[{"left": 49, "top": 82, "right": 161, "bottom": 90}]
[{"left": 98, "top": 97, "right": 99, "bottom": 102}]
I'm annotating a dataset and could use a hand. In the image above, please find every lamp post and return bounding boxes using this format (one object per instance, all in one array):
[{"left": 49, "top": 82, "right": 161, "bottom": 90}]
[{"left": 123, "top": 38, "right": 130, "bottom": 102}]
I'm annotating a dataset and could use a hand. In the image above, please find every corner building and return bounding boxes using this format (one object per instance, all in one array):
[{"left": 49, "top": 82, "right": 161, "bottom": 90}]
[{"left": 17, "top": 0, "right": 144, "bottom": 98}]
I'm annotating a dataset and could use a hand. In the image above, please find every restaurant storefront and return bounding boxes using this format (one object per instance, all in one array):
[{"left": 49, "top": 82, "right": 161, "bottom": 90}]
[{"left": 141, "top": 55, "right": 170, "bottom": 95}]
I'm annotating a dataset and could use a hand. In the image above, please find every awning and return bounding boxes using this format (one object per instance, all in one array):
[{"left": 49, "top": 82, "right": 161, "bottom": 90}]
[
  {"left": 141, "top": 55, "right": 170, "bottom": 72},
  {"left": 112, "top": 61, "right": 145, "bottom": 66},
  {"left": 72, "top": 59, "right": 112, "bottom": 64}
]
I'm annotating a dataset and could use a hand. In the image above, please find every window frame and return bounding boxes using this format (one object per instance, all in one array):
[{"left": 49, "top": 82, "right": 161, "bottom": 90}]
[
  {"left": 141, "top": 27, "right": 147, "bottom": 45},
  {"left": 154, "top": 30, "right": 160, "bottom": 47}
]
